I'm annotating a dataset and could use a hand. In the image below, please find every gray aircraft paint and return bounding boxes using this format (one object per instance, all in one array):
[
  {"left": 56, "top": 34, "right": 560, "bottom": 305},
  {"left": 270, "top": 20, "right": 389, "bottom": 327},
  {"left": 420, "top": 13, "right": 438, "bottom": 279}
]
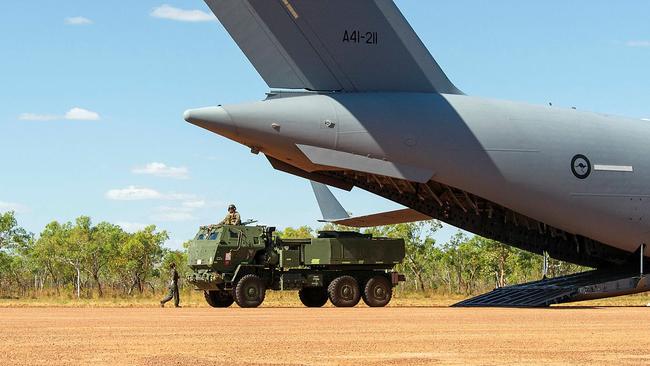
[
  {"left": 204, "top": 0, "right": 460, "bottom": 93},
  {"left": 310, "top": 181, "right": 349, "bottom": 221},
  {"left": 311, "top": 181, "right": 433, "bottom": 227},
  {"left": 185, "top": 0, "right": 649, "bottom": 266},
  {"left": 187, "top": 92, "right": 650, "bottom": 255}
]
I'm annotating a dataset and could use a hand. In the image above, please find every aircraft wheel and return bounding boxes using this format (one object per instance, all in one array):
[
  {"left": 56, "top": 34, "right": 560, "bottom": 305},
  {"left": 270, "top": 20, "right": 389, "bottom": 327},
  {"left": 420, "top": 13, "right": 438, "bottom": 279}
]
[
  {"left": 204, "top": 290, "right": 234, "bottom": 308},
  {"left": 299, "top": 287, "right": 328, "bottom": 307},
  {"left": 234, "top": 274, "right": 266, "bottom": 308},
  {"left": 328, "top": 275, "right": 361, "bottom": 307},
  {"left": 362, "top": 276, "right": 392, "bottom": 307}
]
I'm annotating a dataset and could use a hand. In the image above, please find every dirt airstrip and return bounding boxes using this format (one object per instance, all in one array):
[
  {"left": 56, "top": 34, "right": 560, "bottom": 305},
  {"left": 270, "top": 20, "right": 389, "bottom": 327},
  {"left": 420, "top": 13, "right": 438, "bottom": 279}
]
[{"left": 1, "top": 307, "right": 649, "bottom": 366}]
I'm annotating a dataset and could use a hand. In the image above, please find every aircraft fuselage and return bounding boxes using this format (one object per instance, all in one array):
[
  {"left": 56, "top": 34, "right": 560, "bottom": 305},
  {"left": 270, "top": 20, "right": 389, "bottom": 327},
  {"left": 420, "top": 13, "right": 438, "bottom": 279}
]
[{"left": 186, "top": 92, "right": 650, "bottom": 266}]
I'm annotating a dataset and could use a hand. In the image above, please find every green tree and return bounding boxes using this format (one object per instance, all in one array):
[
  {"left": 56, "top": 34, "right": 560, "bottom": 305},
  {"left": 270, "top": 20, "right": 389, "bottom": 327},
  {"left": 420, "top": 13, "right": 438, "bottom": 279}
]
[
  {"left": 85, "top": 222, "right": 126, "bottom": 297},
  {"left": 31, "top": 221, "right": 73, "bottom": 295},
  {"left": 120, "top": 225, "right": 168, "bottom": 295},
  {"left": 0, "top": 212, "right": 30, "bottom": 250},
  {"left": 65, "top": 217, "right": 95, "bottom": 298},
  {"left": 475, "top": 237, "right": 517, "bottom": 288},
  {"left": 440, "top": 231, "right": 487, "bottom": 295},
  {"left": 277, "top": 226, "right": 315, "bottom": 239},
  {"left": 0, "top": 212, "right": 33, "bottom": 297},
  {"left": 0, "top": 252, "right": 32, "bottom": 297},
  {"left": 365, "top": 221, "right": 442, "bottom": 291},
  {"left": 439, "top": 232, "right": 463, "bottom": 293}
]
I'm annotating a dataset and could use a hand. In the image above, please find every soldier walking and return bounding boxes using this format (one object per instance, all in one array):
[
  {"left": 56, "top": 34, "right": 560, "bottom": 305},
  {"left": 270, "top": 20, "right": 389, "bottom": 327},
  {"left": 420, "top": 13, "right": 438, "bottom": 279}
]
[
  {"left": 219, "top": 204, "right": 242, "bottom": 225},
  {"left": 160, "top": 263, "right": 180, "bottom": 308}
]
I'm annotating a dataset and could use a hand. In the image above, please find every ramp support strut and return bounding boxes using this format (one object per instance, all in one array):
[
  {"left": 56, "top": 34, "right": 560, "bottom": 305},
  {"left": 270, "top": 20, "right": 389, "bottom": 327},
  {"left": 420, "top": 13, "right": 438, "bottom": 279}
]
[{"left": 641, "top": 243, "right": 646, "bottom": 277}]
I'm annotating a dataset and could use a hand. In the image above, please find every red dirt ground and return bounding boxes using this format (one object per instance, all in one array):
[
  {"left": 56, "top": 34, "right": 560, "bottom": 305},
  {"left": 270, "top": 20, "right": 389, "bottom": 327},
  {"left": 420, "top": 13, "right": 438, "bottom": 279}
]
[{"left": 2, "top": 307, "right": 649, "bottom": 365}]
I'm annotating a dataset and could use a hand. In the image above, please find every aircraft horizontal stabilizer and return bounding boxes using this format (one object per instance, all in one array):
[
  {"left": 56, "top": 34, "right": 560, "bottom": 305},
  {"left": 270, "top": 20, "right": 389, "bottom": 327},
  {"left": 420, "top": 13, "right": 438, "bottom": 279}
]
[
  {"left": 325, "top": 209, "right": 433, "bottom": 228},
  {"left": 204, "top": 0, "right": 461, "bottom": 94},
  {"left": 310, "top": 181, "right": 432, "bottom": 228}
]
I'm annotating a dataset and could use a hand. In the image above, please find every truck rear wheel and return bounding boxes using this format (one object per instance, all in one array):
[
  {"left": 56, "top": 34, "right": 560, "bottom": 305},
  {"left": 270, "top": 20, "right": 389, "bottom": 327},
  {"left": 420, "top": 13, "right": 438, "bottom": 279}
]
[
  {"left": 298, "top": 287, "right": 328, "bottom": 307},
  {"left": 328, "top": 276, "right": 361, "bottom": 307},
  {"left": 234, "top": 274, "right": 266, "bottom": 308},
  {"left": 204, "top": 290, "right": 234, "bottom": 308},
  {"left": 362, "top": 276, "right": 392, "bottom": 307}
]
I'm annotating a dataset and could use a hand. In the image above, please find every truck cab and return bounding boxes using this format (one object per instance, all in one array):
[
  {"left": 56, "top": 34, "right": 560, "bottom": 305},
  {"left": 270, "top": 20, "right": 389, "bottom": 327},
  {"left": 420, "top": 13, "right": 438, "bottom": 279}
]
[{"left": 187, "top": 224, "right": 272, "bottom": 288}]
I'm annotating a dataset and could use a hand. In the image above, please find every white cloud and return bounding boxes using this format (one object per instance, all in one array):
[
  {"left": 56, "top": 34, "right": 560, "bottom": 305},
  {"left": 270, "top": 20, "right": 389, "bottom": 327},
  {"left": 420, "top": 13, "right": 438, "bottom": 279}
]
[
  {"left": 151, "top": 206, "right": 196, "bottom": 222},
  {"left": 132, "top": 162, "right": 189, "bottom": 180},
  {"left": 65, "top": 17, "right": 93, "bottom": 25},
  {"left": 106, "top": 185, "right": 210, "bottom": 223},
  {"left": 116, "top": 222, "right": 149, "bottom": 233},
  {"left": 0, "top": 201, "right": 28, "bottom": 214},
  {"left": 183, "top": 200, "right": 206, "bottom": 209},
  {"left": 626, "top": 40, "right": 650, "bottom": 48},
  {"left": 19, "top": 113, "right": 59, "bottom": 121},
  {"left": 642, "top": 118, "right": 650, "bottom": 122},
  {"left": 105, "top": 186, "right": 198, "bottom": 202},
  {"left": 65, "top": 107, "right": 101, "bottom": 121},
  {"left": 166, "top": 193, "right": 197, "bottom": 201},
  {"left": 106, "top": 186, "right": 163, "bottom": 201},
  {"left": 19, "top": 107, "right": 101, "bottom": 122},
  {"left": 151, "top": 4, "right": 215, "bottom": 22}
]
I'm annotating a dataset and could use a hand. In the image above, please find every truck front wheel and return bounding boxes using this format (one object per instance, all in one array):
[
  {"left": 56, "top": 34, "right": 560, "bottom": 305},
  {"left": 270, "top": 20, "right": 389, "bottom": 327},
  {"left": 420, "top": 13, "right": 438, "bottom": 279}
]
[
  {"left": 234, "top": 274, "right": 266, "bottom": 308},
  {"left": 328, "top": 276, "right": 361, "bottom": 307},
  {"left": 362, "top": 276, "right": 392, "bottom": 307},
  {"left": 299, "top": 287, "right": 328, "bottom": 307},
  {"left": 204, "top": 290, "right": 235, "bottom": 308}
]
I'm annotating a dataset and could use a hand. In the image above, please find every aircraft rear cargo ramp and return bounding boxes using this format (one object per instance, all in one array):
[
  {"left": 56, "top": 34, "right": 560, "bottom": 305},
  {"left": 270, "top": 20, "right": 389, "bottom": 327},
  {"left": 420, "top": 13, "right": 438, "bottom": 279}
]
[{"left": 454, "top": 270, "right": 650, "bottom": 307}]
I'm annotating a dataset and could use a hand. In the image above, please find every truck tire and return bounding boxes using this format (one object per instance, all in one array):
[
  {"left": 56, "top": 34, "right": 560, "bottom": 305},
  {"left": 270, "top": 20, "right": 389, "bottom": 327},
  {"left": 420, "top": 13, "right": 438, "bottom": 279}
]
[
  {"left": 362, "top": 276, "right": 392, "bottom": 307},
  {"left": 298, "top": 287, "right": 328, "bottom": 307},
  {"left": 204, "top": 290, "right": 235, "bottom": 308},
  {"left": 328, "top": 275, "right": 361, "bottom": 307},
  {"left": 234, "top": 274, "right": 266, "bottom": 308}
]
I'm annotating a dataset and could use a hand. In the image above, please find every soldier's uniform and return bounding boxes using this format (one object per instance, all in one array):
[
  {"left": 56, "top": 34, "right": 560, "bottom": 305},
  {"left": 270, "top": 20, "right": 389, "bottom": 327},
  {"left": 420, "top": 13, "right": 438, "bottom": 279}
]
[
  {"left": 220, "top": 211, "right": 241, "bottom": 225},
  {"left": 160, "top": 266, "right": 180, "bottom": 308},
  {"left": 220, "top": 204, "right": 242, "bottom": 225}
]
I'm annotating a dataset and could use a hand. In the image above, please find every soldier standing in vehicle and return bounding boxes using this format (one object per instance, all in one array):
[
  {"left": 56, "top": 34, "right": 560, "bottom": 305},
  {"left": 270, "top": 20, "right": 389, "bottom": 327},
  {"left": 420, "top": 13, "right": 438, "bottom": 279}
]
[
  {"left": 160, "top": 263, "right": 180, "bottom": 308},
  {"left": 219, "top": 204, "right": 241, "bottom": 225}
]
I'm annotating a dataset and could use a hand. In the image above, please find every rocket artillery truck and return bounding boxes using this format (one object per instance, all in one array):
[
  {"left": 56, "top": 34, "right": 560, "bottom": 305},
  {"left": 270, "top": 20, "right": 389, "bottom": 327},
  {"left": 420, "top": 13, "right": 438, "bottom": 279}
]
[{"left": 186, "top": 224, "right": 405, "bottom": 308}]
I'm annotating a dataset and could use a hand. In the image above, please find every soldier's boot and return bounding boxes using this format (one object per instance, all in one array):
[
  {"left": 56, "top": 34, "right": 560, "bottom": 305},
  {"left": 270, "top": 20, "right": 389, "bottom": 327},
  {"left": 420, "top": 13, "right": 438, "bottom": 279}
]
[{"left": 160, "top": 288, "right": 174, "bottom": 307}]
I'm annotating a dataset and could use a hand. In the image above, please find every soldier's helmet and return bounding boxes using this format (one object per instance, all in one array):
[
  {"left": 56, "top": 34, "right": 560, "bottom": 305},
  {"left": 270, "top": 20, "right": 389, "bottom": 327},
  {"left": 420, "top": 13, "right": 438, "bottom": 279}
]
[{"left": 228, "top": 204, "right": 236, "bottom": 211}]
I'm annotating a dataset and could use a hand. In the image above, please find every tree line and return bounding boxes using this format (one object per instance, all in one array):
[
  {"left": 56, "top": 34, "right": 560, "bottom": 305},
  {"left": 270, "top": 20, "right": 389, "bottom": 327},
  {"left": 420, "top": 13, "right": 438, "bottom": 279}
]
[
  {"left": 0, "top": 211, "right": 586, "bottom": 299},
  {"left": 0, "top": 211, "right": 186, "bottom": 299}
]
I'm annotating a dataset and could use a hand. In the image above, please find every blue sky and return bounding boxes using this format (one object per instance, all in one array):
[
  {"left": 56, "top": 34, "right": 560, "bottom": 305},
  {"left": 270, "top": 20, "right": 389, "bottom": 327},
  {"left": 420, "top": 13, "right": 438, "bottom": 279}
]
[{"left": 1, "top": 1, "right": 648, "bottom": 249}]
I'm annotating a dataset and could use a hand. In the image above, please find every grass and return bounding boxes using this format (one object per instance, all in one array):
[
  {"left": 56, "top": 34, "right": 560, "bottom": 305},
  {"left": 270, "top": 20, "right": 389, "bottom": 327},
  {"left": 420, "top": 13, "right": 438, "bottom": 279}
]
[{"left": 1, "top": 290, "right": 648, "bottom": 308}]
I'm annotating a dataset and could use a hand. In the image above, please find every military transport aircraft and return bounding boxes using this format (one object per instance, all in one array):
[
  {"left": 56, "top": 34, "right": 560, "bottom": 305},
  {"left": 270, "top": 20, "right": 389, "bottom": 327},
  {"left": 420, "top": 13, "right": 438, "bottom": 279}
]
[{"left": 184, "top": 0, "right": 649, "bottom": 306}]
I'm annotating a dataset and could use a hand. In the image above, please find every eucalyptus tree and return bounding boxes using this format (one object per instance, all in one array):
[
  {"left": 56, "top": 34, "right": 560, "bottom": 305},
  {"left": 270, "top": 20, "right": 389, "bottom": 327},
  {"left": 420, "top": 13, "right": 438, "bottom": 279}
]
[
  {"left": 120, "top": 225, "right": 168, "bottom": 294},
  {"left": 0, "top": 212, "right": 30, "bottom": 250},
  {"left": 84, "top": 222, "right": 126, "bottom": 297}
]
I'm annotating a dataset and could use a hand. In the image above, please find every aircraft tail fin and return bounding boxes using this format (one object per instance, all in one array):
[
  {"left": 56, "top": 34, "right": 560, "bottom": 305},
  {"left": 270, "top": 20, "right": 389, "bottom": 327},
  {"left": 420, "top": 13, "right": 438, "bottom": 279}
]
[
  {"left": 310, "top": 181, "right": 432, "bottom": 228},
  {"left": 204, "top": 0, "right": 461, "bottom": 94},
  {"left": 310, "top": 181, "right": 350, "bottom": 221}
]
